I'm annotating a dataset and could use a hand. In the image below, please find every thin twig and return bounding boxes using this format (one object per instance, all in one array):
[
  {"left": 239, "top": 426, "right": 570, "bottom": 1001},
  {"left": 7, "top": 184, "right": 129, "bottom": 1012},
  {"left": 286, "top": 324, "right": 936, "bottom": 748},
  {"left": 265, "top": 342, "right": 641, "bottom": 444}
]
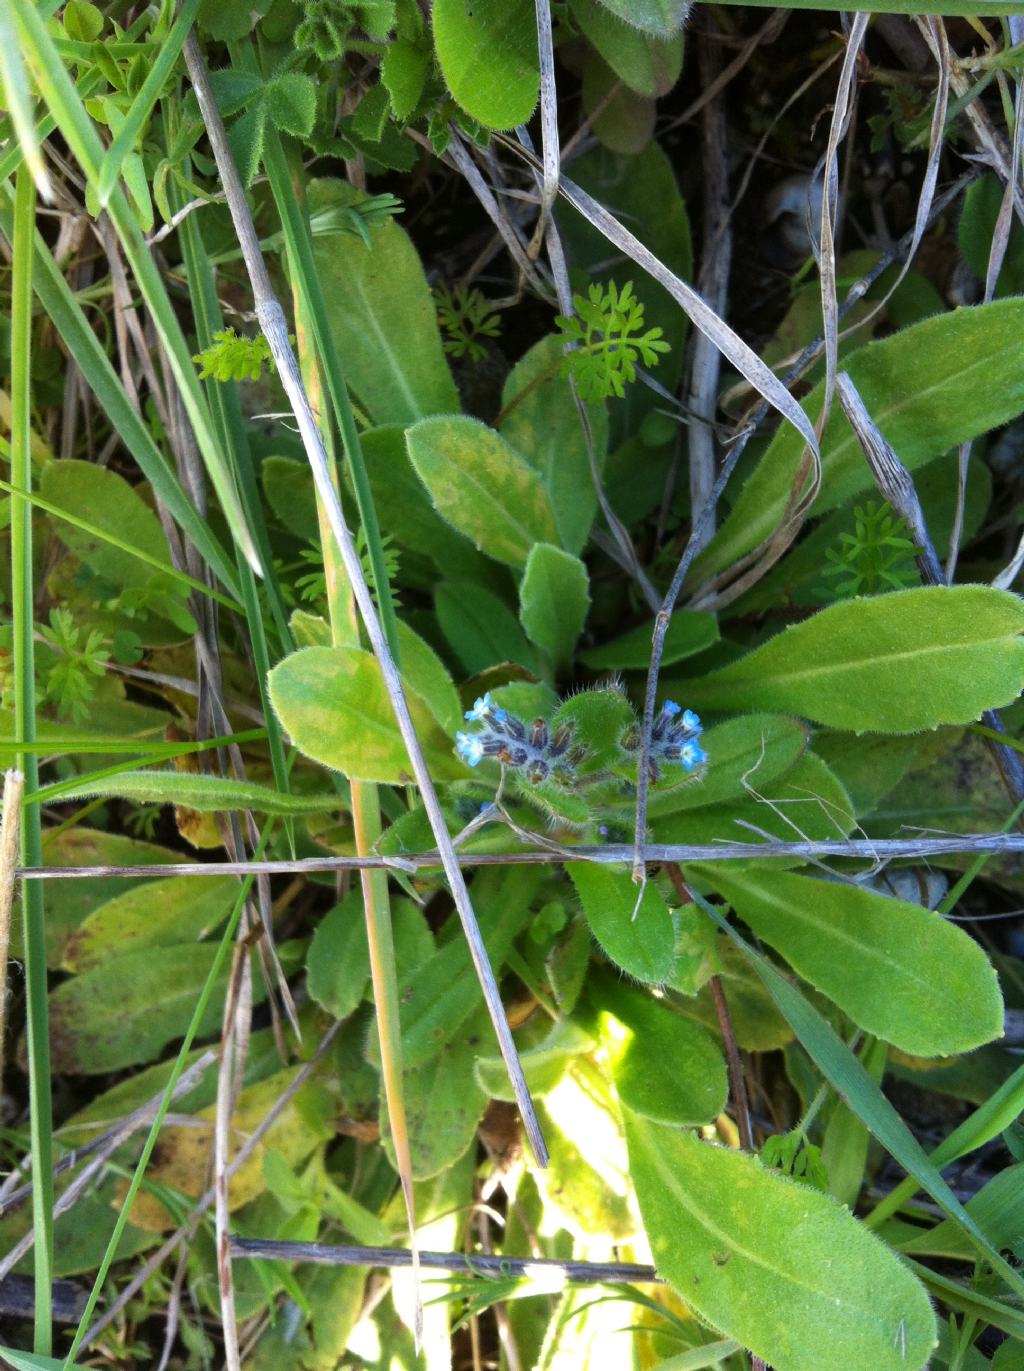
[
  {"left": 182, "top": 35, "right": 547, "bottom": 1168},
  {"left": 229, "top": 1238, "right": 661, "bottom": 1284},
  {"left": 21, "top": 830, "right": 1024, "bottom": 882},
  {"left": 685, "top": 19, "right": 732, "bottom": 555}
]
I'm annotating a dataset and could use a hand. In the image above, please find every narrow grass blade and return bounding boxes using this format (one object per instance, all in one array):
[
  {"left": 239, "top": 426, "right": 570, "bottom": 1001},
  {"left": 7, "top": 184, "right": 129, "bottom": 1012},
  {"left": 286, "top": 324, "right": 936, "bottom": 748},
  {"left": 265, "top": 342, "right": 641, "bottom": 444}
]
[
  {"left": 0, "top": 474, "right": 241, "bottom": 611},
  {"left": 0, "top": 185, "right": 243, "bottom": 602},
  {"left": 11, "top": 0, "right": 262, "bottom": 576},
  {"left": 0, "top": 8, "right": 51, "bottom": 200},
  {"left": 10, "top": 165, "right": 53, "bottom": 1356},
  {"left": 864, "top": 1060, "right": 1024, "bottom": 1230},
  {"left": 96, "top": 0, "right": 199, "bottom": 207}
]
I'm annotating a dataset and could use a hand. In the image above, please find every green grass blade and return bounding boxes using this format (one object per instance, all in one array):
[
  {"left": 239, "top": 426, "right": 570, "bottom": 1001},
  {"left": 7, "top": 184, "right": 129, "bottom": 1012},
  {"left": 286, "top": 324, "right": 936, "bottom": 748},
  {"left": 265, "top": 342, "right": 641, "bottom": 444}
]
[
  {"left": 96, "top": 0, "right": 199, "bottom": 206},
  {"left": 11, "top": 0, "right": 262, "bottom": 576},
  {"left": 0, "top": 7, "right": 51, "bottom": 200},
  {"left": 0, "top": 185, "right": 243, "bottom": 603},
  {"left": 252, "top": 107, "right": 400, "bottom": 658},
  {"left": 864, "top": 1060, "right": 1024, "bottom": 1230},
  {"left": 691, "top": 888, "right": 1024, "bottom": 1302},
  {"left": 10, "top": 163, "right": 53, "bottom": 1357}
]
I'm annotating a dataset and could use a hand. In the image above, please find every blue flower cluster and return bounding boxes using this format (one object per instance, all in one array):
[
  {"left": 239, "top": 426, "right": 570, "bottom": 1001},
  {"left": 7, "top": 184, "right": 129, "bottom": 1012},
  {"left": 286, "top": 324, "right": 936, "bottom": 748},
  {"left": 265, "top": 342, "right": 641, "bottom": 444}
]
[
  {"left": 456, "top": 693, "right": 584, "bottom": 786},
  {"left": 621, "top": 700, "right": 706, "bottom": 782}
]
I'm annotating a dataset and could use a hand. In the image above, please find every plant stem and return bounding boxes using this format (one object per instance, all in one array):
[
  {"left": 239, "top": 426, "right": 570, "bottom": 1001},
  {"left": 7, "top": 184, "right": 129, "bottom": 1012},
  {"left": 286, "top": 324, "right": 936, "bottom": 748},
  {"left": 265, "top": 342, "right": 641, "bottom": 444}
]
[{"left": 10, "top": 162, "right": 54, "bottom": 1357}]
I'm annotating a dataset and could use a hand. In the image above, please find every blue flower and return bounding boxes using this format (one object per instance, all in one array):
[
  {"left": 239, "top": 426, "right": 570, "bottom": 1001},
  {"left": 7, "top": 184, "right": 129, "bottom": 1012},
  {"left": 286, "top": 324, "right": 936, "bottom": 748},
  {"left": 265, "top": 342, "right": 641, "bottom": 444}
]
[
  {"left": 663, "top": 700, "right": 683, "bottom": 718},
  {"left": 464, "top": 692, "right": 506, "bottom": 724},
  {"left": 680, "top": 741, "right": 707, "bottom": 771},
  {"left": 681, "top": 709, "right": 701, "bottom": 734},
  {"left": 456, "top": 731, "right": 485, "bottom": 766}
]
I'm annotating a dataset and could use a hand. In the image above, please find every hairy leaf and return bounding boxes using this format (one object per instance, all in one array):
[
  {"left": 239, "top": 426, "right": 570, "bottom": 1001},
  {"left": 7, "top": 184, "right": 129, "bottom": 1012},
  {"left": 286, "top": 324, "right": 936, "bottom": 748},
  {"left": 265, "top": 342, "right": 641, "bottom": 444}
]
[
  {"left": 310, "top": 179, "right": 459, "bottom": 425},
  {"left": 407, "top": 416, "right": 559, "bottom": 567},
  {"left": 569, "top": 863, "right": 675, "bottom": 983},
  {"left": 683, "top": 587, "right": 1024, "bottom": 732},
  {"left": 626, "top": 1115, "right": 937, "bottom": 1371},
  {"left": 519, "top": 544, "right": 590, "bottom": 666},
  {"left": 591, "top": 969, "right": 726, "bottom": 1125},
  {"left": 49, "top": 770, "right": 341, "bottom": 815},
  {"left": 696, "top": 301, "right": 1024, "bottom": 581},
  {"left": 708, "top": 868, "right": 1004, "bottom": 1056},
  {"left": 269, "top": 645, "right": 460, "bottom": 783},
  {"left": 432, "top": 0, "right": 539, "bottom": 129}
]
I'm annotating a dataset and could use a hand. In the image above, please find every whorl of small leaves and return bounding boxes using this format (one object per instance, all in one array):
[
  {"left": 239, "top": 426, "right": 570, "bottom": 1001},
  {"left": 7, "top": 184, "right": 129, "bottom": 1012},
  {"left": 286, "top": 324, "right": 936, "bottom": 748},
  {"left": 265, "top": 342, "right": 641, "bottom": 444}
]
[
  {"left": 760, "top": 1131, "right": 829, "bottom": 1192},
  {"left": 555, "top": 280, "right": 670, "bottom": 401},
  {"left": 38, "top": 609, "right": 110, "bottom": 723},
  {"left": 192, "top": 327, "right": 276, "bottom": 384},
  {"left": 309, "top": 192, "right": 404, "bottom": 249},
  {"left": 434, "top": 284, "right": 502, "bottom": 362},
  {"left": 821, "top": 500, "right": 919, "bottom": 598}
]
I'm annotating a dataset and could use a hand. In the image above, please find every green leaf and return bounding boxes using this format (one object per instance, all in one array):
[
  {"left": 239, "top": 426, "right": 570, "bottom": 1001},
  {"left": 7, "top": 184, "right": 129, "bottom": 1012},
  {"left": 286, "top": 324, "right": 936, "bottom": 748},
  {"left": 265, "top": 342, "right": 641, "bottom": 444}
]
[
  {"left": 198, "top": 0, "right": 269, "bottom": 38},
  {"left": 591, "top": 970, "right": 726, "bottom": 1125},
  {"left": 31, "top": 827, "right": 189, "bottom": 969},
  {"left": 581, "top": 609, "right": 718, "bottom": 671},
  {"left": 48, "top": 945, "right": 266, "bottom": 1073},
  {"left": 654, "top": 751, "right": 855, "bottom": 855},
  {"left": 370, "top": 866, "right": 542, "bottom": 1070},
  {"left": 695, "top": 301, "right": 1024, "bottom": 581},
  {"left": 227, "top": 99, "right": 266, "bottom": 189},
  {"left": 959, "top": 176, "right": 1024, "bottom": 299},
  {"left": 499, "top": 334, "right": 608, "bottom": 554},
  {"left": 647, "top": 714, "right": 808, "bottom": 817},
  {"left": 407, "top": 416, "right": 559, "bottom": 567},
  {"left": 40, "top": 460, "right": 192, "bottom": 614},
  {"left": 48, "top": 770, "right": 341, "bottom": 815},
  {"left": 397, "top": 620, "right": 462, "bottom": 735},
  {"left": 381, "top": 36, "right": 429, "bottom": 121},
  {"left": 432, "top": 0, "right": 539, "bottom": 130},
  {"left": 307, "top": 892, "right": 432, "bottom": 1021},
  {"left": 356, "top": 426, "right": 491, "bottom": 577},
  {"left": 62, "top": 875, "right": 239, "bottom": 972},
  {"left": 694, "top": 892, "right": 1024, "bottom": 1303},
  {"left": 268, "top": 645, "right": 461, "bottom": 783},
  {"left": 474, "top": 1020, "right": 594, "bottom": 1100},
  {"left": 569, "top": 863, "right": 675, "bottom": 984},
  {"left": 707, "top": 869, "right": 1003, "bottom": 1057},
  {"left": 683, "top": 587, "right": 1024, "bottom": 733},
  {"left": 591, "top": 0, "right": 692, "bottom": 34},
  {"left": 309, "top": 179, "right": 459, "bottom": 425},
  {"left": 0, "top": 1351, "right": 88, "bottom": 1371},
  {"left": 265, "top": 71, "right": 317, "bottom": 136},
  {"left": 519, "top": 544, "right": 589, "bottom": 666},
  {"left": 63, "top": 0, "right": 103, "bottom": 39},
  {"left": 571, "top": 0, "right": 684, "bottom": 94},
  {"left": 436, "top": 579, "right": 538, "bottom": 675},
  {"left": 625, "top": 1114, "right": 937, "bottom": 1371},
  {"left": 561, "top": 143, "right": 691, "bottom": 439},
  {"left": 381, "top": 1007, "right": 489, "bottom": 1180}
]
